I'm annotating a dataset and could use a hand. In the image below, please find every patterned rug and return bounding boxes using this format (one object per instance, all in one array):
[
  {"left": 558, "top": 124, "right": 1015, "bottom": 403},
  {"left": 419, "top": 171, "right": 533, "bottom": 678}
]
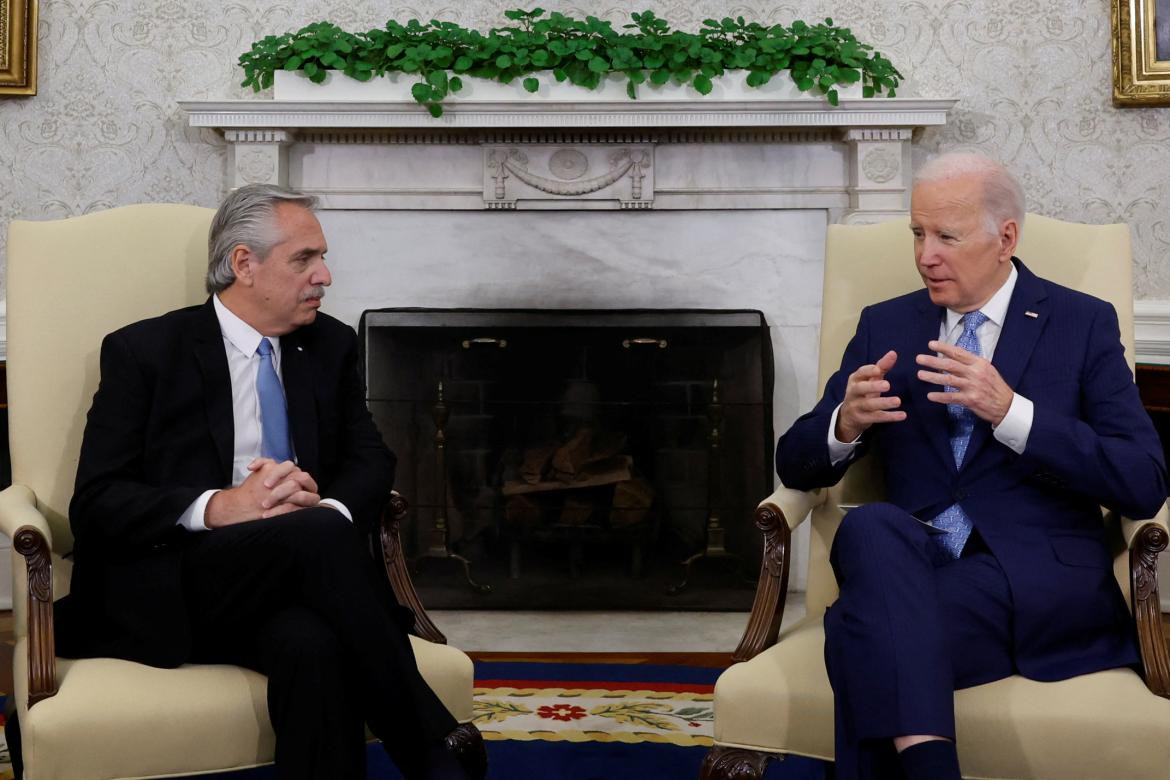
[{"left": 472, "top": 657, "right": 719, "bottom": 748}]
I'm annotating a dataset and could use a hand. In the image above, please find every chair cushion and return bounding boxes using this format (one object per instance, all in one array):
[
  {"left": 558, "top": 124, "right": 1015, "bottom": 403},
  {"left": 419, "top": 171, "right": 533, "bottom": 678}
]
[
  {"left": 16, "top": 636, "right": 474, "bottom": 780},
  {"left": 713, "top": 617, "right": 1170, "bottom": 779}
]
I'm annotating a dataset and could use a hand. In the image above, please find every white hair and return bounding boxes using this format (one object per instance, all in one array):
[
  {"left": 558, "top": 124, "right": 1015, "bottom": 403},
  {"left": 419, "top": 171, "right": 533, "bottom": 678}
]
[
  {"left": 914, "top": 152, "right": 1025, "bottom": 236},
  {"left": 206, "top": 184, "right": 319, "bottom": 294}
]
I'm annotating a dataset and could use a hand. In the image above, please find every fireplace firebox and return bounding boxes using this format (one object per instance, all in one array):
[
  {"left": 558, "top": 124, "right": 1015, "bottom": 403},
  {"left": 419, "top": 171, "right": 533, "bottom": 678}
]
[{"left": 361, "top": 309, "right": 774, "bottom": 610}]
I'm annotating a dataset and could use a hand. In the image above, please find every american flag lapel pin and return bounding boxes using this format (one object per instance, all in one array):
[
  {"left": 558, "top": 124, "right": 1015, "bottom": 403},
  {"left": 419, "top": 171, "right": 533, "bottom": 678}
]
[{"left": 1024, "top": 311, "right": 1039, "bottom": 318}]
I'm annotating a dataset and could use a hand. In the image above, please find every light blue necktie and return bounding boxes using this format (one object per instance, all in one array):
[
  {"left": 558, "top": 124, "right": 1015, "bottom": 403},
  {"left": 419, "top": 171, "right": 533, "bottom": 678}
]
[
  {"left": 931, "top": 310, "right": 988, "bottom": 559},
  {"left": 256, "top": 338, "right": 293, "bottom": 463}
]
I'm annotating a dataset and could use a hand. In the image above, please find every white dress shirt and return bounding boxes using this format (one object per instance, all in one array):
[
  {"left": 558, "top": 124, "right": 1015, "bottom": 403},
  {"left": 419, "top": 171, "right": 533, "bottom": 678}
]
[
  {"left": 177, "top": 295, "right": 352, "bottom": 531},
  {"left": 827, "top": 263, "right": 1034, "bottom": 464}
]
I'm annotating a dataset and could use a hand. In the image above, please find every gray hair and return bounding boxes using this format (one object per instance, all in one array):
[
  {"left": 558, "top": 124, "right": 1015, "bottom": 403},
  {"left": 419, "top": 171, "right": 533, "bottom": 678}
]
[
  {"left": 914, "top": 152, "right": 1025, "bottom": 236},
  {"left": 206, "top": 184, "right": 319, "bottom": 293}
]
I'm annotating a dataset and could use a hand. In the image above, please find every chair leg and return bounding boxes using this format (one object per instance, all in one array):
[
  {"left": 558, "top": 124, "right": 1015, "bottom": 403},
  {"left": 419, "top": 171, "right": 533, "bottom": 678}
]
[
  {"left": 699, "top": 745, "right": 776, "bottom": 779},
  {"left": 445, "top": 722, "right": 488, "bottom": 779}
]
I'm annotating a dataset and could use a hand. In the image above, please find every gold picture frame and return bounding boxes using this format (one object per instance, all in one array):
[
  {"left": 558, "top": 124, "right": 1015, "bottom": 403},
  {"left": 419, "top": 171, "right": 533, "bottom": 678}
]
[
  {"left": 1114, "top": 0, "right": 1170, "bottom": 105},
  {"left": 0, "top": 0, "right": 37, "bottom": 96}
]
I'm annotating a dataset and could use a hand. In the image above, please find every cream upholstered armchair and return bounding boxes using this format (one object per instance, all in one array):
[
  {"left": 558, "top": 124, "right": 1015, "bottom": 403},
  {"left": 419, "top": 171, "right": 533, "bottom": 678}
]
[
  {"left": 701, "top": 215, "right": 1170, "bottom": 779},
  {"left": 0, "top": 205, "right": 485, "bottom": 779}
]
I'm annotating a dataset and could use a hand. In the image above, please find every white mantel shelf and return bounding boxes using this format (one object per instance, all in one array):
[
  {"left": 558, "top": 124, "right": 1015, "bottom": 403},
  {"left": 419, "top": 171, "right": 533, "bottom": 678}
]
[
  {"left": 180, "top": 93, "right": 957, "bottom": 221},
  {"left": 180, "top": 97, "right": 955, "bottom": 130}
]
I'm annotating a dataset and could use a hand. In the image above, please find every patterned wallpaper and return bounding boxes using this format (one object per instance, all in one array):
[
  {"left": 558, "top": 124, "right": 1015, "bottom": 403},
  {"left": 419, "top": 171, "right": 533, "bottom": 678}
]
[{"left": 2, "top": 0, "right": 1169, "bottom": 298}]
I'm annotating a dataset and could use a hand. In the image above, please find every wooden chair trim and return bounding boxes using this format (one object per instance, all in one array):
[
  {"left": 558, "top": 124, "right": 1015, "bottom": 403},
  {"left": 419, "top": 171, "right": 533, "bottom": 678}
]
[
  {"left": 378, "top": 493, "right": 446, "bottom": 644},
  {"left": 699, "top": 745, "right": 776, "bottom": 780},
  {"left": 732, "top": 501, "right": 792, "bottom": 662},
  {"left": 14, "top": 525, "right": 58, "bottom": 708},
  {"left": 445, "top": 722, "right": 488, "bottom": 779},
  {"left": 1131, "top": 520, "right": 1170, "bottom": 697}
]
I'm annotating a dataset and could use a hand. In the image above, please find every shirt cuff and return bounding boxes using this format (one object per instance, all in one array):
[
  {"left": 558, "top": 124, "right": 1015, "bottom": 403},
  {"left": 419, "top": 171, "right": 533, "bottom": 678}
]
[
  {"left": 827, "top": 404, "right": 861, "bottom": 466},
  {"left": 992, "top": 392, "right": 1033, "bottom": 455},
  {"left": 319, "top": 498, "right": 353, "bottom": 523},
  {"left": 177, "top": 489, "right": 218, "bottom": 532}
]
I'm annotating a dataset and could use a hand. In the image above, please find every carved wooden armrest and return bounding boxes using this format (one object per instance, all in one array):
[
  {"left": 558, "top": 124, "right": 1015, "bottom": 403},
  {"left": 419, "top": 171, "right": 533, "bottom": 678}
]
[
  {"left": 15, "top": 525, "right": 58, "bottom": 708},
  {"left": 1121, "top": 505, "right": 1170, "bottom": 697},
  {"left": 731, "top": 485, "right": 824, "bottom": 662},
  {"left": 378, "top": 492, "right": 446, "bottom": 644},
  {"left": 0, "top": 486, "right": 60, "bottom": 709}
]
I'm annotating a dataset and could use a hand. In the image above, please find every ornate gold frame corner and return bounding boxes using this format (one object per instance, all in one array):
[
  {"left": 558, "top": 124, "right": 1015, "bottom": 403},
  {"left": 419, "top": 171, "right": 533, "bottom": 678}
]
[
  {"left": 1, "top": 0, "right": 37, "bottom": 96},
  {"left": 1114, "top": 0, "right": 1170, "bottom": 105}
]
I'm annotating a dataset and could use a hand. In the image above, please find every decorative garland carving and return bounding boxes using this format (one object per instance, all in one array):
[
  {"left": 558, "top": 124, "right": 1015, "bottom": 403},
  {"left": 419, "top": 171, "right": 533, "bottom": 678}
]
[
  {"left": 489, "top": 147, "right": 649, "bottom": 197},
  {"left": 14, "top": 526, "right": 58, "bottom": 707},
  {"left": 445, "top": 723, "right": 489, "bottom": 779},
  {"left": 378, "top": 493, "right": 446, "bottom": 644},
  {"left": 699, "top": 746, "right": 776, "bottom": 780}
]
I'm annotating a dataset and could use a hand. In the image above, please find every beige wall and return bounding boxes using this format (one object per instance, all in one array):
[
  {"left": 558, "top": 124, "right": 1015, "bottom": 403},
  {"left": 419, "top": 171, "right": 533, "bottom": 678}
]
[{"left": 1, "top": 0, "right": 1169, "bottom": 298}]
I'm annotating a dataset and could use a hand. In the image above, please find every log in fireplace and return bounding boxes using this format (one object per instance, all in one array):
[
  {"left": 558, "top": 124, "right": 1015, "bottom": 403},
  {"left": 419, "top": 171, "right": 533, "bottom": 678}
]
[{"left": 361, "top": 309, "right": 774, "bottom": 609}]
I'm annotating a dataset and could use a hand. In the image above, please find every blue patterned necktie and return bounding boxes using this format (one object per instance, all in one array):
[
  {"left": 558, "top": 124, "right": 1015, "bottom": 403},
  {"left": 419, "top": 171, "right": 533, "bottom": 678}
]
[
  {"left": 256, "top": 338, "right": 293, "bottom": 463},
  {"left": 931, "top": 310, "right": 989, "bottom": 559}
]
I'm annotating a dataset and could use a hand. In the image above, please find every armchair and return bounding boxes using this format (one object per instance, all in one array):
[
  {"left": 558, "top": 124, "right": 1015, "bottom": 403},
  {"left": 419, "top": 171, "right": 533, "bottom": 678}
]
[
  {"left": 701, "top": 215, "right": 1170, "bottom": 779},
  {"left": 1, "top": 204, "right": 485, "bottom": 778}
]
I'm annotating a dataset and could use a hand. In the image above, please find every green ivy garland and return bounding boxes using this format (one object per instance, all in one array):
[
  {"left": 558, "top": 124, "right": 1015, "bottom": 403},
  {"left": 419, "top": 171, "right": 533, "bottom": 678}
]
[{"left": 239, "top": 8, "right": 902, "bottom": 117}]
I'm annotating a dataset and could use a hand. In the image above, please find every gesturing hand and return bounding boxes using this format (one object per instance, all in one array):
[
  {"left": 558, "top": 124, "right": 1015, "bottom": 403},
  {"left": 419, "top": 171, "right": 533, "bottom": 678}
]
[
  {"left": 916, "top": 340, "right": 1014, "bottom": 425},
  {"left": 835, "top": 350, "right": 906, "bottom": 443}
]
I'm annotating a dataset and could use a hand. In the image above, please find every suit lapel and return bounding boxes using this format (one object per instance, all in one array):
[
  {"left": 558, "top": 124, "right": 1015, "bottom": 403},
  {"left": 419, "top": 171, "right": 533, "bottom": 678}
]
[
  {"left": 281, "top": 328, "right": 319, "bottom": 476},
  {"left": 964, "top": 259, "right": 1049, "bottom": 465},
  {"left": 906, "top": 293, "right": 957, "bottom": 472},
  {"left": 192, "top": 299, "right": 234, "bottom": 483}
]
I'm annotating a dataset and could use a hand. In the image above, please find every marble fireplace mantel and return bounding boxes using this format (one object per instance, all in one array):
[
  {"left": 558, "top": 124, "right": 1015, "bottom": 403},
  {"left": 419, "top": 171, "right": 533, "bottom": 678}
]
[{"left": 179, "top": 93, "right": 956, "bottom": 220}]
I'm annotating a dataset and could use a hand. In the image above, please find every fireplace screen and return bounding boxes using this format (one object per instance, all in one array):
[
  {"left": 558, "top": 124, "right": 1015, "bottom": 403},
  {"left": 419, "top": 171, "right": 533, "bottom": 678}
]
[{"left": 361, "top": 309, "right": 774, "bottom": 610}]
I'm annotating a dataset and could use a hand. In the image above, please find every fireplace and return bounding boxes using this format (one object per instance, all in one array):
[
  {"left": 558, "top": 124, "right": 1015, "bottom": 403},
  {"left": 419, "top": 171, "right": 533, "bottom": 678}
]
[
  {"left": 182, "top": 90, "right": 956, "bottom": 597},
  {"left": 362, "top": 308, "right": 773, "bottom": 609}
]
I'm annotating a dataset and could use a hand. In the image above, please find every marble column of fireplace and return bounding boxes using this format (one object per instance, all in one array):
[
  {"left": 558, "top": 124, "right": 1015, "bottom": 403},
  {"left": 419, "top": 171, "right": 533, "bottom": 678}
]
[{"left": 181, "top": 91, "right": 957, "bottom": 590}]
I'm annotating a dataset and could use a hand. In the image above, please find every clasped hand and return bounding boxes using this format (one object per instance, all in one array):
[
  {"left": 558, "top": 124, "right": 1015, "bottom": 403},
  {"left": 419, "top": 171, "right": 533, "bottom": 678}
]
[
  {"left": 205, "top": 458, "right": 321, "bottom": 528},
  {"left": 836, "top": 342, "right": 1013, "bottom": 442}
]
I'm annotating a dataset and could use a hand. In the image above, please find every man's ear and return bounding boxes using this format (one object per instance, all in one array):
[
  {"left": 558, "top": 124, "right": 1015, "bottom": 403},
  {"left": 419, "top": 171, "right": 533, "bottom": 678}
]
[
  {"left": 229, "top": 245, "right": 254, "bottom": 285},
  {"left": 998, "top": 219, "right": 1019, "bottom": 261}
]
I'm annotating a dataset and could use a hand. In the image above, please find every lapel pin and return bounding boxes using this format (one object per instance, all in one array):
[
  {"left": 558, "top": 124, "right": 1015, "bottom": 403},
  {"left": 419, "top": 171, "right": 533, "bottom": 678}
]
[
  {"left": 297, "top": 346, "right": 304, "bottom": 351},
  {"left": 1024, "top": 311, "right": 1039, "bottom": 318}
]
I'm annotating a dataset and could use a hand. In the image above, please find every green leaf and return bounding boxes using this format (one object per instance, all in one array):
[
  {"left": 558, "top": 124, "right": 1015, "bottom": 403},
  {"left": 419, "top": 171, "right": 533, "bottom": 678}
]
[
  {"left": 496, "top": 54, "right": 513, "bottom": 68},
  {"left": 427, "top": 70, "right": 448, "bottom": 89},
  {"left": 285, "top": 56, "right": 303, "bottom": 71},
  {"left": 427, "top": 102, "right": 443, "bottom": 117},
  {"left": 303, "top": 61, "right": 319, "bottom": 77},
  {"left": 453, "top": 55, "right": 474, "bottom": 71},
  {"left": 650, "top": 68, "right": 671, "bottom": 85},
  {"left": 627, "top": 79, "right": 637, "bottom": 99},
  {"left": 827, "top": 88, "right": 839, "bottom": 106},
  {"left": 411, "top": 82, "right": 432, "bottom": 102},
  {"left": 862, "top": 84, "right": 875, "bottom": 98},
  {"left": 588, "top": 55, "right": 609, "bottom": 73},
  {"left": 693, "top": 73, "right": 713, "bottom": 95},
  {"left": 523, "top": 76, "right": 539, "bottom": 92}
]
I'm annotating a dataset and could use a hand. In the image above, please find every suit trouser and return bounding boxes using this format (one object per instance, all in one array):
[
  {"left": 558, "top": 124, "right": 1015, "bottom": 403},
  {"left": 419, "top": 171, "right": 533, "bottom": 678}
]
[
  {"left": 823, "top": 503, "right": 1015, "bottom": 780},
  {"left": 180, "top": 506, "right": 458, "bottom": 780}
]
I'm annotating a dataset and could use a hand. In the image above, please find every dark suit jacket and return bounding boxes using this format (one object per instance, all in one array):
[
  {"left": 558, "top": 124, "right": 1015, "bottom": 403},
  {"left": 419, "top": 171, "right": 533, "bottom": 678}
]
[
  {"left": 60, "top": 299, "right": 396, "bottom": 668},
  {"left": 777, "top": 259, "right": 1167, "bottom": 681}
]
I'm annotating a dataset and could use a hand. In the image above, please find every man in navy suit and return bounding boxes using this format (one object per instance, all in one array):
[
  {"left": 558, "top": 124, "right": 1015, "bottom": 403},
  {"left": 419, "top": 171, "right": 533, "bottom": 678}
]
[
  {"left": 776, "top": 153, "right": 1166, "bottom": 779},
  {"left": 62, "top": 185, "right": 472, "bottom": 779}
]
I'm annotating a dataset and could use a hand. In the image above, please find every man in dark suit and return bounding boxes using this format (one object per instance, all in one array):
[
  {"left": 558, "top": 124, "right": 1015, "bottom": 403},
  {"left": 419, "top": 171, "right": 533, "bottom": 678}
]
[
  {"left": 776, "top": 153, "right": 1167, "bottom": 780},
  {"left": 62, "top": 185, "right": 471, "bottom": 779}
]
